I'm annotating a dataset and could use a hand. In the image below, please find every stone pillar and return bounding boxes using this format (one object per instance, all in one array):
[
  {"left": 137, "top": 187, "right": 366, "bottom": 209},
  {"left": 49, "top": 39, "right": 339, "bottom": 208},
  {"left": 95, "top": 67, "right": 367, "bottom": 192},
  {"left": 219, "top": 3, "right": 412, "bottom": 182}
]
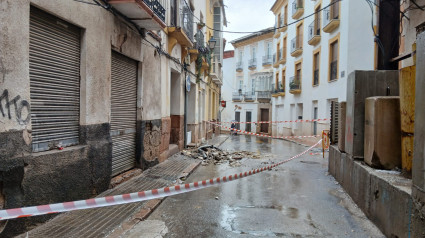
[{"left": 412, "top": 31, "right": 425, "bottom": 237}]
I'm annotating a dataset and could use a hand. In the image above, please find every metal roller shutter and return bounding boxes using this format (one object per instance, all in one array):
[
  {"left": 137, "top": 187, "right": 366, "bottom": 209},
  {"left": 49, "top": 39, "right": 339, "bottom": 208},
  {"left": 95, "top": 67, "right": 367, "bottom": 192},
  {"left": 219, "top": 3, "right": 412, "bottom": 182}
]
[
  {"left": 29, "top": 7, "right": 81, "bottom": 152},
  {"left": 111, "top": 52, "right": 137, "bottom": 176}
]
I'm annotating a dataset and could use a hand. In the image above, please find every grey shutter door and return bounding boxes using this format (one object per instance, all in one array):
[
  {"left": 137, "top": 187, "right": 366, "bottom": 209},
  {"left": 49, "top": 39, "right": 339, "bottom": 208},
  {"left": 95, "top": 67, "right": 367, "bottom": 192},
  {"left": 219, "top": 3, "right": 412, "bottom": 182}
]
[
  {"left": 111, "top": 52, "right": 137, "bottom": 176},
  {"left": 29, "top": 7, "right": 81, "bottom": 152}
]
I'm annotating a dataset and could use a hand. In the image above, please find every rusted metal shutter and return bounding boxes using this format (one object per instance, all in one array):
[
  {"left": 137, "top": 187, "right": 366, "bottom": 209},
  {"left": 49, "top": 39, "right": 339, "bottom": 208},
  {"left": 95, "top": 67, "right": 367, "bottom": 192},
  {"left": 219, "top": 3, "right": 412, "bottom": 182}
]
[
  {"left": 29, "top": 7, "right": 81, "bottom": 152},
  {"left": 110, "top": 52, "right": 137, "bottom": 176},
  {"left": 330, "top": 101, "right": 339, "bottom": 145}
]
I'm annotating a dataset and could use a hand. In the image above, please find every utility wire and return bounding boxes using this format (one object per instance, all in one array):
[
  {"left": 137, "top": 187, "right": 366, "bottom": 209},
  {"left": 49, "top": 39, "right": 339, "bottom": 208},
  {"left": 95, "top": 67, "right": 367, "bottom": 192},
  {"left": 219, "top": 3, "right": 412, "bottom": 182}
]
[{"left": 182, "top": 0, "right": 342, "bottom": 34}]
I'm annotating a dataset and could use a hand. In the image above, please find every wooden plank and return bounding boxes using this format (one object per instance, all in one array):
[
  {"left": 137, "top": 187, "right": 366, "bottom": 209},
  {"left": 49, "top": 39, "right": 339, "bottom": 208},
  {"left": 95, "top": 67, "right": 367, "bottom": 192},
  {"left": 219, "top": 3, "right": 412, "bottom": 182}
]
[{"left": 400, "top": 66, "right": 416, "bottom": 173}]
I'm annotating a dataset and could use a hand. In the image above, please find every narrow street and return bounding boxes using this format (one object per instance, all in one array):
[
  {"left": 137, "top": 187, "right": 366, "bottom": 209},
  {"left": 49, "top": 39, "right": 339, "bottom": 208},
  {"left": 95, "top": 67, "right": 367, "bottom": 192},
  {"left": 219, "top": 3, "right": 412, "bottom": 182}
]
[{"left": 125, "top": 136, "right": 384, "bottom": 237}]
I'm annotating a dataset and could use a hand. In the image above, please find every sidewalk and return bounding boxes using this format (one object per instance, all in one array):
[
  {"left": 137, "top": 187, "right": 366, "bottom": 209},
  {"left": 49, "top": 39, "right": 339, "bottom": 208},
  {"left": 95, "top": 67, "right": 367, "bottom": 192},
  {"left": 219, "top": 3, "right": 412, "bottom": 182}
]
[{"left": 19, "top": 135, "right": 229, "bottom": 238}]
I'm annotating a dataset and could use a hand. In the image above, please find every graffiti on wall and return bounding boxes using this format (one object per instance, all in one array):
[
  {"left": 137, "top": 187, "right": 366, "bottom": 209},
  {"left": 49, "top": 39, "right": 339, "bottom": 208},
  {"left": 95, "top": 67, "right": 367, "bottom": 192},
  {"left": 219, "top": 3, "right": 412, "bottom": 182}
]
[{"left": 0, "top": 89, "right": 30, "bottom": 125}]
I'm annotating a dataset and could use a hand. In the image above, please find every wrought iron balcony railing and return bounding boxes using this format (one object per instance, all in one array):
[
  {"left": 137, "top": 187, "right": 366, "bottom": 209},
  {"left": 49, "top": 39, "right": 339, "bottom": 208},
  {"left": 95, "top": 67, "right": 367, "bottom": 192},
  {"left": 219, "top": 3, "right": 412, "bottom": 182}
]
[
  {"left": 323, "top": 1, "right": 340, "bottom": 27},
  {"left": 308, "top": 19, "right": 321, "bottom": 41},
  {"left": 244, "top": 91, "right": 255, "bottom": 101},
  {"left": 143, "top": 0, "right": 166, "bottom": 22},
  {"left": 290, "top": 36, "right": 303, "bottom": 53},
  {"left": 232, "top": 92, "right": 243, "bottom": 101},
  {"left": 292, "top": 0, "right": 303, "bottom": 16},
  {"left": 236, "top": 61, "right": 243, "bottom": 71},
  {"left": 330, "top": 61, "right": 338, "bottom": 81},
  {"left": 248, "top": 58, "right": 257, "bottom": 69},
  {"left": 262, "top": 55, "right": 273, "bottom": 65},
  {"left": 257, "top": 91, "right": 272, "bottom": 100},
  {"left": 313, "top": 69, "right": 319, "bottom": 86},
  {"left": 290, "top": 75, "right": 301, "bottom": 90},
  {"left": 181, "top": 0, "right": 194, "bottom": 42}
]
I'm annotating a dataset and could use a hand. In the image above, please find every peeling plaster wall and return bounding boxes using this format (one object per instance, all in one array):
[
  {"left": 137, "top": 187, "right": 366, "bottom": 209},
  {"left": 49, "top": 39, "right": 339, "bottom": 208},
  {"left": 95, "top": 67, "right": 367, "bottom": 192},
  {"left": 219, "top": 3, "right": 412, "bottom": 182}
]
[{"left": 0, "top": 0, "right": 148, "bottom": 236}]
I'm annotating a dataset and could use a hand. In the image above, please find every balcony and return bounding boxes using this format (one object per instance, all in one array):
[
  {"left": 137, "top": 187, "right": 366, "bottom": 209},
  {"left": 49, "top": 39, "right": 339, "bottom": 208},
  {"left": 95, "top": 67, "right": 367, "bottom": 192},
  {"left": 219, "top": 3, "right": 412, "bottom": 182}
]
[
  {"left": 292, "top": 0, "right": 304, "bottom": 19},
  {"left": 248, "top": 58, "right": 257, "bottom": 70},
  {"left": 273, "top": 54, "right": 279, "bottom": 68},
  {"left": 313, "top": 69, "right": 319, "bottom": 86},
  {"left": 236, "top": 61, "right": 243, "bottom": 72},
  {"left": 279, "top": 18, "right": 287, "bottom": 32},
  {"left": 330, "top": 60, "right": 338, "bottom": 81},
  {"left": 262, "top": 55, "right": 273, "bottom": 66},
  {"left": 323, "top": 3, "right": 340, "bottom": 33},
  {"left": 308, "top": 19, "right": 321, "bottom": 46},
  {"left": 274, "top": 83, "right": 285, "bottom": 97},
  {"left": 289, "top": 75, "right": 302, "bottom": 94},
  {"left": 232, "top": 92, "right": 243, "bottom": 101},
  {"left": 257, "top": 91, "right": 272, "bottom": 101},
  {"left": 278, "top": 47, "right": 286, "bottom": 65},
  {"left": 211, "top": 57, "right": 223, "bottom": 85},
  {"left": 167, "top": 0, "right": 194, "bottom": 53},
  {"left": 108, "top": 0, "right": 166, "bottom": 30},
  {"left": 290, "top": 37, "right": 303, "bottom": 57},
  {"left": 244, "top": 91, "right": 255, "bottom": 101},
  {"left": 271, "top": 83, "right": 278, "bottom": 97}
]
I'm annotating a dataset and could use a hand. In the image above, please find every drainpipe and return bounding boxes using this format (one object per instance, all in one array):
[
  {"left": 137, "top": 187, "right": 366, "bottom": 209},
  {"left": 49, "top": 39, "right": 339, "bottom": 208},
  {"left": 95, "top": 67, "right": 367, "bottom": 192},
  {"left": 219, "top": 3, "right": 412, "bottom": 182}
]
[{"left": 184, "top": 65, "right": 188, "bottom": 148}]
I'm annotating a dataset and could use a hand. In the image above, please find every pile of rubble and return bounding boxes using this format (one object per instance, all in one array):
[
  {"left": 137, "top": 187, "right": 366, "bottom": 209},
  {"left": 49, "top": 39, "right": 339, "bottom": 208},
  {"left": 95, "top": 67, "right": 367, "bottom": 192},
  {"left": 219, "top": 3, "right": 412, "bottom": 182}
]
[{"left": 181, "top": 145, "right": 263, "bottom": 167}]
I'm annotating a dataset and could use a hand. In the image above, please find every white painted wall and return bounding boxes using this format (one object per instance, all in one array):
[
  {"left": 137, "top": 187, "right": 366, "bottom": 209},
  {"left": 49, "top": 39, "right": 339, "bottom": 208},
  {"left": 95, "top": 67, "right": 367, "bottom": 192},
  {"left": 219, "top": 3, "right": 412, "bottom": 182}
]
[
  {"left": 221, "top": 53, "right": 236, "bottom": 125},
  {"left": 271, "top": 0, "right": 376, "bottom": 136},
  {"left": 221, "top": 32, "right": 274, "bottom": 133}
]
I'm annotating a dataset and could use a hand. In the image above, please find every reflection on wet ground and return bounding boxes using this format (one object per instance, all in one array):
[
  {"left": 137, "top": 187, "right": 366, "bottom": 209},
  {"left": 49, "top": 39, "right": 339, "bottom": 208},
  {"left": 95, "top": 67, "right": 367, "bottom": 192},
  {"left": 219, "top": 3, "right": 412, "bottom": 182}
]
[{"left": 147, "top": 135, "right": 384, "bottom": 238}]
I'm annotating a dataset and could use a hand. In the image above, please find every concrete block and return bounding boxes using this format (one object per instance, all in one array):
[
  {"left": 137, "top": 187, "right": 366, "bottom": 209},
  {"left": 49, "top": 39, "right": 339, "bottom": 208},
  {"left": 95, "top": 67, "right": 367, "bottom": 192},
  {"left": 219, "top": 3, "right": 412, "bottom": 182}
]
[
  {"left": 338, "top": 102, "right": 347, "bottom": 152},
  {"left": 334, "top": 147, "right": 342, "bottom": 183},
  {"left": 342, "top": 153, "right": 353, "bottom": 194},
  {"left": 364, "top": 97, "right": 401, "bottom": 169},
  {"left": 368, "top": 173, "right": 412, "bottom": 238},
  {"left": 413, "top": 31, "right": 425, "bottom": 193},
  {"left": 345, "top": 71, "right": 399, "bottom": 159},
  {"left": 339, "top": 152, "right": 346, "bottom": 186},
  {"left": 328, "top": 145, "right": 337, "bottom": 176},
  {"left": 351, "top": 161, "right": 372, "bottom": 213}
]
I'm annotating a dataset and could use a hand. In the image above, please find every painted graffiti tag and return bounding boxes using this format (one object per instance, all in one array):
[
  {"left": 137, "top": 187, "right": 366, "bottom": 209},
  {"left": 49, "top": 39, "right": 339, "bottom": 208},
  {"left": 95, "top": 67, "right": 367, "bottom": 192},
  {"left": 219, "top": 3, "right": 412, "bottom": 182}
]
[{"left": 0, "top": 89, "right": 30, "bottom": 125}]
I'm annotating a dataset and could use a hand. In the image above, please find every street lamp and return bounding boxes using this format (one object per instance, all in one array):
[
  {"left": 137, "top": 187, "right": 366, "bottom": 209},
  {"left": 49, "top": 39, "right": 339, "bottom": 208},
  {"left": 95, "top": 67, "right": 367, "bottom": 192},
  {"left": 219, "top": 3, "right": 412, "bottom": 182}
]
[{"left": 208, "top": 37, "right": 217, "bottom": 50}]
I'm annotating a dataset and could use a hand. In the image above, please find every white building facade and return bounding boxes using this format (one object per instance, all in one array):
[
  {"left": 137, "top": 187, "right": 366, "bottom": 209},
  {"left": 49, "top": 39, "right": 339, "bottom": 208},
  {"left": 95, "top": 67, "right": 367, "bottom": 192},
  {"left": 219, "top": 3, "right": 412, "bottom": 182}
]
[
  {"left": 221, "top": 29, "right": 274, "bottom": 134},
  {"left": 270, "top": 0, "right": 377, "bottom": 136}
]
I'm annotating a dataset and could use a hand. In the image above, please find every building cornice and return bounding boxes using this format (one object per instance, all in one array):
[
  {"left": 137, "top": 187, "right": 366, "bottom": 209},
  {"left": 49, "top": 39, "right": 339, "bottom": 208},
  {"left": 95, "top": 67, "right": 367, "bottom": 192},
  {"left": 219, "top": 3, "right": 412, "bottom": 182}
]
[
  {"left": 271, "top": 0, "right": 286, "bottom": 14},
  {"left": 231, "top": 31, "right": 274, "bottom": 48}
]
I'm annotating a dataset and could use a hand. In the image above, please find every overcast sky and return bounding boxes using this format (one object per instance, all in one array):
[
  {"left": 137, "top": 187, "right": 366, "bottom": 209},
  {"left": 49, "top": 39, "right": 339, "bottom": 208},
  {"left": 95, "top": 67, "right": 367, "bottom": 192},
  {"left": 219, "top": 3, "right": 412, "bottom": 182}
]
[{"left": 223, "top": 0, "right": 276, "bottom": 51}]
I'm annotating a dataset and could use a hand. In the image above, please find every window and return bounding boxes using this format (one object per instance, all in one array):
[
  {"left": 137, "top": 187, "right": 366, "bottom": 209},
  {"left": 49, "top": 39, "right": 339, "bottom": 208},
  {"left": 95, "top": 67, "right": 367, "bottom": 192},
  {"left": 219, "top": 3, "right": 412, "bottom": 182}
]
[
  {"left": 314, "top": 4, "right": 321, "bottom": 35},
  {"left": 278, "top": 14, "right": 282, "bottom": 27},
  {"left": 296, "top": 23, "right": 303, "bottom": 49},
  {"left": 283, "top": 37, "right": 287, "bottom": 59},
  {"left": 267, "top": 42, "right": 272, "bottom": 56},
  {"left": 281, "top": 69, "right": 286, "bottom": 92},
  {"left": 275, "top": 72, "right": 279, "bottom": 90},
  {"left": 284, "top": 5, "right": 288, "bottom": 25},
  {"left": 329, "top": 37, "right": 339, "bottom": 81},
  {"left": 331, "top": 0, "right": 340, "bottom": 19},
  {"left": 213, "top": 6, "right": 221, "bottom": 61},
  {"left": 252, "top": 46, "right": 256, "bottom": 59},
  {"left": 251, "top": 78, "right": 255, "bottom": 93},
  {"left": 239, "top": 51, "right": 243, "bottom": 62},
  {"left": 296, "top": 62, "right": 302, "bottom": 79},
  {"left": 313, "top": 50, "right": 320, "bottom": 86},
  {"left": 277, "top": 43, "right": 281, "bottom": 59}
]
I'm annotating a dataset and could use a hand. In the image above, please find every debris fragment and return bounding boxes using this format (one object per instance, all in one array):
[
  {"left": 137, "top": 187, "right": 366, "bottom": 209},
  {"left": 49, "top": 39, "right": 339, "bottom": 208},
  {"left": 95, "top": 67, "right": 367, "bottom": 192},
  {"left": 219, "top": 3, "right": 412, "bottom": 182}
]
[{"left": 181, "top": 146, "right": 270, "bottom": 166}]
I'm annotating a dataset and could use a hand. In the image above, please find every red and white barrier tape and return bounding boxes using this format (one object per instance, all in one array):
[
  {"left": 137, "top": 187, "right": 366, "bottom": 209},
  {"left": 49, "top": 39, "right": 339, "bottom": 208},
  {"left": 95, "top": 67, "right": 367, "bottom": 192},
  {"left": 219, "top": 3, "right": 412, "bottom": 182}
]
[
  {"left": 208, "top": 121, "right": 320, "bottom": 140},
  {"left": 0, "top": 140, "right": 322, "bottom": 221},
  {"left": 215, "top": 118, "right": 329, "bottom": 124}
]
